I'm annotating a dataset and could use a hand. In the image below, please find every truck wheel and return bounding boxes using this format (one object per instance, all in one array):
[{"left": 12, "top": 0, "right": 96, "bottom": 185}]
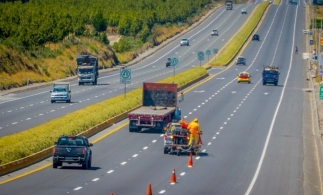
[
  {"left": 177, "top": 150, "right": 181, "bottom": 156},
  {"left": 263, "top": 82, "right": 266, "bottom": 85},
  {"left": 67, "top": 100, "right": 71, "bottom": 103},
  {"left": 88, "top": 156, "right": 92, "bottom": 168},
  {"left": 129, "top": 128, "right": 134, "bottom": 132},
  {"left": 164, "top": 147, "right": 169, "bottom": 154},
  {"left": 274, "top": 82, "right": 278, "bottom": 86},
  {"left": 82, "top": 160, "right": 89, "bottom": 170},
  {"left": 53, "top": 162, "right": 58, "bottom": 169},
  {"left": 51, "top": 100, "right": 55, "bottom": 103}
]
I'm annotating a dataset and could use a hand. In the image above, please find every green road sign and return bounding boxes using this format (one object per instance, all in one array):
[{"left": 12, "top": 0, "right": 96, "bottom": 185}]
[
  {"left": 120, "top": 68, "right": 131, "bottom": 84},
  {"left": 206, "top": 50, "right": 211, "bottom": 55},
  {"left": 198, "top": 51, "right": 204, "bottom": 58},
  {"left": 320, "top": 86, "right": 323, "bottom": 100},
  {"left": 171, "top": 57, "right": 178, "bottom": 67}
]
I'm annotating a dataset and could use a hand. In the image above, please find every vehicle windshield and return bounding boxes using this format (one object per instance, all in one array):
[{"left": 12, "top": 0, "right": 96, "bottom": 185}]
[
  {"left": 181, "top": 38, "right": 188, "bottom": 41},
  {"left": 78, "top": 69, "right": 93, "bottom": 74},
  {"left": 238, "top": 58, "right": 244, "bottom": 62},
  {"left": 53, "top": 87, "right": 67, "bottom": 92},
  {"left": 57, "top": 137, "right": 85, "bottom": 146}
]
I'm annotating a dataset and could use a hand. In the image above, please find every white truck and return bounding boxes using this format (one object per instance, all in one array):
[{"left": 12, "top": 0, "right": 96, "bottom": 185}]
[
  {"left": 50, "top": 82, "right": 71, "bottom": 103},
  {"left": 226, "top": 0, "right": 233, "bottom": 10}
]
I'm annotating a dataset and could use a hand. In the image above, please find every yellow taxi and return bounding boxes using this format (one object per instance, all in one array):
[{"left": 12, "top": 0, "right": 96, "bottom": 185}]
[{"left": 237, "top": 72, "right": 251, "bottom": 83}]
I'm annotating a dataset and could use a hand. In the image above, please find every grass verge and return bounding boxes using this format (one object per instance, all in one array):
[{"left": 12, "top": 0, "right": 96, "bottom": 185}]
[
  {"left": 211, "top": 1, "right": 269, "bottom": 66},
  {"left": 0, "top": 67, "right": 207, "bottom": 165}
]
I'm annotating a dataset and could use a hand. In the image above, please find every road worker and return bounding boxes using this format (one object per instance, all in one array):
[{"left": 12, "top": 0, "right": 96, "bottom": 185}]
[{"left": 187, "top": 118, "right": 200, "bottom": 147}]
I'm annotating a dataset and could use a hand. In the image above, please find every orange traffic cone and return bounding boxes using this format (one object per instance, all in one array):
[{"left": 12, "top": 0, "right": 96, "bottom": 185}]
[
  {"left": 188, "top": 152, "right": 193, "bottom": 167},
  {"left": 170, "top": 169, "right": 177, "bottom": 184},
  {"left": 146, "top": 183, "right": 152, "bottom": 195}
]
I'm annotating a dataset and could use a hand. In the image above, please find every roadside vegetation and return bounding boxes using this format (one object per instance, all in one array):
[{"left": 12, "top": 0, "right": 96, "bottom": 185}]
[
  {"left": 0, "top": 67, "right": 207, "bottom": 165},
  {"left": 0, "top": 0, "right": 220, "bottom": 90}
]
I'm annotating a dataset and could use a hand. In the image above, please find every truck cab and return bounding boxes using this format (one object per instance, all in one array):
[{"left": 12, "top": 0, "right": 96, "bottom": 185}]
[
  {"left": 262, "top": 66, "right": 279, "bottom": 86},
  {"left": 76, "top": 55, "right": 99, "bottom": 85},
  {"left": 50, "top": 82, "right": 71, "bottom": 103},
  {"left": 226, "top": 0, "right": 233, "bottom": 10}
]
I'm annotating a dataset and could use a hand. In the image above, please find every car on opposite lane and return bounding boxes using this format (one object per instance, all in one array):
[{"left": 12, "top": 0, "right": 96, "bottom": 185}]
[
  {"left": 252, "top": 34, "right": 260, "bottom": 41},
  {"left": 241, "top": 8, "right": 247, "bottom": 14},
  {"left": 166, "top": 58, "right": 172, "bottom": 67},
  {"left": 236, "top": 56, "right": 246, "bottom": 65},
  {"left": 237, "top": 72, "right": 251, "bottom": 83},
  {"left": 180, "top": 38, "right": 189, "bottom": 46},
  {"left": 211, "top": 29, "right": 219, "bottom": 36}
]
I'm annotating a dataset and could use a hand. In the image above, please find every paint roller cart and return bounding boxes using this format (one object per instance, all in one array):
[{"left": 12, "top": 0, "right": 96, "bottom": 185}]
[{"left": 163, "top": 122, "right": 202, "bottom": 156}]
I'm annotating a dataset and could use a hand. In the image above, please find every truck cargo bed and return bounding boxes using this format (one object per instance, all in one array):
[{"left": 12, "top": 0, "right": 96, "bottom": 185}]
[{"left": 130, "top": 106, "right": 176, "bottom": 115}]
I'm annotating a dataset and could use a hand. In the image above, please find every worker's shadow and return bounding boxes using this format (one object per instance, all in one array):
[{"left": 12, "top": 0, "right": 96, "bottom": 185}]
[
  {"left": 139, "top": 128, "right": 164, "bottom": 134},
  {"left": 60, "top": 166, "right": 101, "bottom": 170},
  {"left": 197, "top": 152, "right": 208, "bottom": 157}
]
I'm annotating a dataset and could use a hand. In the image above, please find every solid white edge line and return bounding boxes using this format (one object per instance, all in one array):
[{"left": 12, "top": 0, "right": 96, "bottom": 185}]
[{"left": 245, "top": 4, "right": 296, "bottom": 195}]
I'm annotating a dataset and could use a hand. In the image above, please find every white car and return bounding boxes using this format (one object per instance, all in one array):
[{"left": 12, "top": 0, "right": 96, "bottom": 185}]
[
  {"left": 211, "top": 30, "right": 219, "bottom": 36},
  {"left": 180, "top": 38, "right": 189, "bottom": 46},
  {"left": 241, "top": 8, "right": 247, "bottom": 14}
]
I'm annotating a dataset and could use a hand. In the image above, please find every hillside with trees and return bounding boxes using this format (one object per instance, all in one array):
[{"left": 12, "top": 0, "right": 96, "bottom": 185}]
[{"left": 0, "top": 0, "right": 225, "bottom": 90}]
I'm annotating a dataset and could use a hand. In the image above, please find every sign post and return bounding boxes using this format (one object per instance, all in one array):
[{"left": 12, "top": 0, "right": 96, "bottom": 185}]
[
  {"left": 120, "top": 68, "right": 131, "bottom": 98},
  {"left": 206, "top": 49, "right": 211, "bottom": 64},
  {"left": 320, "top": 86, "right": 323, "bottom": 100},
  {"left": 197, "top": 51, "right": 204, "bottom": 66},
  {"left": 171, "top": 57, "right": 179, "bottom": 80}
]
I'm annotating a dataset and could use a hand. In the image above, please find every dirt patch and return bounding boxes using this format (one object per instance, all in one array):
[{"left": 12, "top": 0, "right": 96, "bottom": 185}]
[{"left": 107, "top": 34, "right": 121, "bottom": 45}]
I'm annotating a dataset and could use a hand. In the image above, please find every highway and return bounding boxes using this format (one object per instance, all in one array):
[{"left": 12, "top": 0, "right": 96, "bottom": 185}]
[
  {"left": 1, "top": 1, "right": 319, "bottom": 195},
  {"left": 0, "top": 3, "right": 256, "bottom": 137}
]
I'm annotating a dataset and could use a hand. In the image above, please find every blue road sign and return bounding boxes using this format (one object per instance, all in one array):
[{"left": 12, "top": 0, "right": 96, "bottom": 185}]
[
  {"left": 206, "top": 50, "right": 211, "bottom": 55},
  {"left": 120, "top": 68, "right": 131, "bottom": 84},
  {"left": 198, "top": 51, "right": 204, "bottom": 58},
  {"left": 310, "top": 40, "right": 314, "bottom": 45},
  {"left": 171, "top": 58, "right": 178, "bottom": 67},
  {"left": 213, "top": 48, "right": 218, "bottom": 54}
]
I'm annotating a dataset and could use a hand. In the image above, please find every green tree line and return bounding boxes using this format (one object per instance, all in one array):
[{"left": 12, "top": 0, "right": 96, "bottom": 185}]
[{"left": 0, "top": 0, "right": 214, "bottom": 49}]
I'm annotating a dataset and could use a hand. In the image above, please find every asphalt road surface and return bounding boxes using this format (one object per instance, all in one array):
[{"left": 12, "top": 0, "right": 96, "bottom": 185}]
[
  {"left": 1, "top": 1, "right": 316, "bottom": 195},
  {"left": 0, "top": 4, "right": 256, "bottom": 137}
]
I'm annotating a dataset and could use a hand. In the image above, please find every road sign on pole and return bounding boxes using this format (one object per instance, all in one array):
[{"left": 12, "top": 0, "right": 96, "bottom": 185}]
[
  {"left": 213, "top": 48, "right": 218, "bottom": 54},
  {"left": 197, "top": 51, "right": 204, "bottom": 66},
  {"left": 310, "top": 40, "right": 314, "bottom": 45},
  {"left": 120, "top": 68, "right": 131, "bottom": 99},
  {"left": 171, "top": 57, "right": 179, "bottom": 80},
  {"left": 320, "top": 86, "right": 323, "bottom": 100},
  {"left": 206, "top": 50, "right": 211, "bottom": 63},
  {"left": 171, "top": 57, "right": 178, "bottom": 67},
  {"left": 120, "top": 68, "right": 131, "bottom": 84}
]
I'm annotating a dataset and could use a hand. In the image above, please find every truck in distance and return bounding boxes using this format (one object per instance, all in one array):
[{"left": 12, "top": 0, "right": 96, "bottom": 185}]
[
  {"left": 50, "top": 82, "right": 71, "bottom": 103},
  {"left": 226, "top": 0, "right": 233, "bottom": 10},
  {"left": 52, "top": 135, "right": 93, "bottom": 169},
  {"left": 128, "top": 82, "right": 178, "bottom": 133},
  {"left": 262, "top": 66, "right": 279, "bottom": 86},
  {"left": 76, "top": 54, "right": 99, "bottom": 85}
]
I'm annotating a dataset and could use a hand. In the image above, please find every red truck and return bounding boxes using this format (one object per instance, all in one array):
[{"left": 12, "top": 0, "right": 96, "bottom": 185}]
[{"left": 128, "top": 82, "right": 178, "bottom": 133}]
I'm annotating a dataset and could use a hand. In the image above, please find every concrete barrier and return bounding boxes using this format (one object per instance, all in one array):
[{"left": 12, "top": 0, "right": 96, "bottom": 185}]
[{"left": 0, "top": 73, "right": 209, "bottom": 176}]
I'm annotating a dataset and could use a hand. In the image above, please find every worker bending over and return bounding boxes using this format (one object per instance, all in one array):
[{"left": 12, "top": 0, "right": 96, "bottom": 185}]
[{"left": 187, "top": 118, "right": 200, "bottom": 147}]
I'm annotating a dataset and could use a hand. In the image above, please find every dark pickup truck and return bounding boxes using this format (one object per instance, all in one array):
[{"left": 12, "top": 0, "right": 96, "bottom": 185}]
[{"left": 52, "top": 135, "right": 93, "bottom": 169}]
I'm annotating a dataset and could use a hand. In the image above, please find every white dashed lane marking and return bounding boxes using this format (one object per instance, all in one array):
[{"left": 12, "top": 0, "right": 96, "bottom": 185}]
[{"left": 107, "top": 170, "right": 114, "bottom": 174}]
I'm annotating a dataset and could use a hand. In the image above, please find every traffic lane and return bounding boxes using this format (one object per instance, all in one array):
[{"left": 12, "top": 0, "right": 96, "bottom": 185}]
[
  {"left": 0, "top": 7, "right": 252, "bottom": 134},
  {"left": 168, "top": 80, "right": 285, "bottom": 195},
  {"left": 250, "top": 28, "right": 304, "bottom": 195},
  {"left": 0, "top": 122, "right": 166, "bottom": 195},
  {"left": 0, "top": 65, "right": 184, "bottom": 136}
]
